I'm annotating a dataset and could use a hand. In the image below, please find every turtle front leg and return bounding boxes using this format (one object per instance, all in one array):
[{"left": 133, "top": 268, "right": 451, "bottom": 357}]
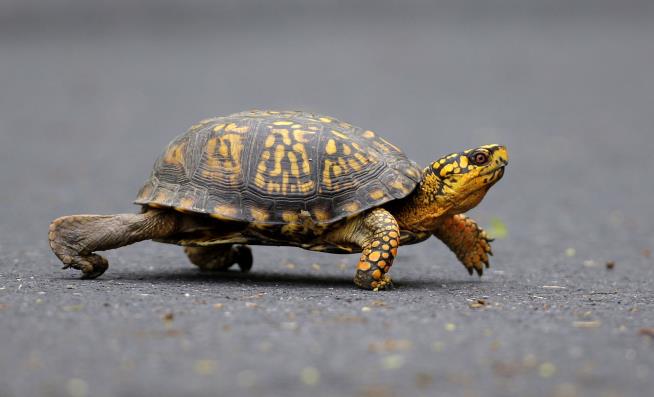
[
  {"left": 432, "top": 214, "right": 493, "bottom": 276},
  {"left": 48, "top": 209, "right": 179, "bottom": 278},
  {"left": 330, "top": 208, "right": 400, "bottom": 291},
  {"left": 184, "top": 245, "right": 253, "bottom": 273}
]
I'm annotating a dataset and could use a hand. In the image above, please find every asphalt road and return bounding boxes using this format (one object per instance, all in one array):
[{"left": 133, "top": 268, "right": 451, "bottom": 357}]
[{"left": 1, "top": 2, "right": 654, "bottom": 396}]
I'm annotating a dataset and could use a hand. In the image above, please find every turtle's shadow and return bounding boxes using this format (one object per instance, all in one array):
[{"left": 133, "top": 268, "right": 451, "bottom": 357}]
[{"left": 58, "top": 268, "right": 489, "bottom": 291}]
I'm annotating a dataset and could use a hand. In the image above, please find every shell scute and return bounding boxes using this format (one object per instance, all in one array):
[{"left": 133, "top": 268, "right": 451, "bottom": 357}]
[{"left": 135, "top": 110, "right": 422, "bottom": 224}]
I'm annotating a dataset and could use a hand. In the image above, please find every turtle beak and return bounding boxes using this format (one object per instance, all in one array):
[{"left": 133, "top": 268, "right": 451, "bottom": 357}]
[{"left": 495, "top": 145, "right": 509, "bottom": 166}]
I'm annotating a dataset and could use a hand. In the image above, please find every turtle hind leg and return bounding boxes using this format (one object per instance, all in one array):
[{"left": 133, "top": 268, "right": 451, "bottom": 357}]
[
  {"left": 184, "top": 245, "right": 252, "bottom": 273},
  {"left": 48, "top": 209, "right": 179, "bottom": 278}
]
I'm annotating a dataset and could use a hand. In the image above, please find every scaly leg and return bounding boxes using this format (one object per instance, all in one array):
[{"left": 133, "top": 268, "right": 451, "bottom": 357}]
[
  {"left": 432, "top": 214, "right": 493, "bottom": 276},
  {"left": 329, "top": 208, "right": 400, "bottom": 290},
  {"left": 184, "top": 245, "right": 253, "bottom": 273},
  {"left": 48, "top": 209, "right": 179, "bottom": 278}
]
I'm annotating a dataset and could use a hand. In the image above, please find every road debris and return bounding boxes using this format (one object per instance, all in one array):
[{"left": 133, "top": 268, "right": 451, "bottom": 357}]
[
  {"left": 487, "top": 217, "right": 508, "bottom": 239},
  {"left": 382, "top": 355, "right": 405, "bottom": 370},
  {"left": 368, "top": 339, "right": 412, "bottom": 353},
  {"left": 66, "top": 378, "right": 88, "bottom": 397},
  {"left": 606, "top": 261, "right": 615, "bottom": 270},
  {"left": 194, "top": 359, "right": 217, "bottom": 375},
  {"left": 300, "top": 367, "right": 320, "bottom": 385},
  {"left": 573, "top": 320, "right": 601, "bottom": 328},
  {"left": 638, "top": 328, "right": 654, "bottom": 338},
  {"left": 538, "top": 362, "right": 557, "bottom": 378},
  {"left": 468, "top": 299, "right": 487, "bottom": 309}
]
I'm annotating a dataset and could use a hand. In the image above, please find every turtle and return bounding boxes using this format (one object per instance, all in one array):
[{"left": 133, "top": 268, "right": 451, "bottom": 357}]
[{"left": 48, "top": 110, "right": 508, "bottom": 290}]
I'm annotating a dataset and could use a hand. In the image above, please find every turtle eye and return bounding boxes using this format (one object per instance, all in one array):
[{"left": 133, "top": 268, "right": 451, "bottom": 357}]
[{"left": 471, "top": 151, "right": 490, "bottom": 165}]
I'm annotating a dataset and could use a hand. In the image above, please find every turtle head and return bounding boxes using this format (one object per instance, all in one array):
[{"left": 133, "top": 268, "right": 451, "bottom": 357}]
[{"left": 428, "top": 144, "right": 508, "bottom": 214}]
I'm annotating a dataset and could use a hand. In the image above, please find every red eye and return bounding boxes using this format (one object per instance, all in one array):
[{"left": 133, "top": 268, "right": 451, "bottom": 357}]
[{"left": 471, "top": 151, "right": 489, "bottom": 165}]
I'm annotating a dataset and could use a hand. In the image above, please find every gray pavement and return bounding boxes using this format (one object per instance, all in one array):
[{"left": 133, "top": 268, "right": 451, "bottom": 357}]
[{"left": 1, "top": 1, "right": 654, "bottom": 396}]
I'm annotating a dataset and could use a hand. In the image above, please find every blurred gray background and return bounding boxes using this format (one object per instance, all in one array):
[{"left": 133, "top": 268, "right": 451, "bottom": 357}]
[{"left": 1, "top": 1, "right": 653, "bottom": 397}]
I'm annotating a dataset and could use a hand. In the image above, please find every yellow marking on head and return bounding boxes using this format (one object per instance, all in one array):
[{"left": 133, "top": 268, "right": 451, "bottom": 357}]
[
  {"left": 362, "top": 130, "right": 375, "bottom": 139},
  {"left": 339, "top": 122, "right": 352, "bottom": 129},
  {"left": 264, "top": 134, "right": 276, "bottom": 148},
  {"left": 291, "top": 124, "right": 302, "bottom": 129},
  {"left": 269, "top": 111, "right": 280, "bottom": 114},
  {"left": 250, "top": 208, "right": 269, "bottom": 222},
  {"left": 272, "top": 121, "right": 293, "bottom": 126},
  {"left": 319, "top": 117, "right": 332, "bottom": 123},
  {"left": 369, "top": 189, "right": 386, "bottom": 200},
  {"left": 325, "top": 139, "right": 337, "bottom": 155},
  {"left": 440, "top": 163, "right": 455, "bottom": 177},
  {"left": 308, "top": 125, "right": 320, "bottom": 131},
  {"left": 343, "top": 202, "right": 360, "bottom": 213},
  {"left": 212, "top": 205, "right": 238, "bottom": 218},
  {"left": 272, "top": 128, "right": 291, "bottom": 145},
  {"left": 212, "top": 123, "right": 225, "bottom": 132},
  {"left": 225, "top": 123, "right": 249, "bottom": 133},
  {"left": 331, "top": 130, "right": 348, "bottom": 140},
  {"left": 342, "top": 144, "right": 352, "bottom": 155},
  {"left": 458, "top": 156, "right": 468, "bottom": 169}
]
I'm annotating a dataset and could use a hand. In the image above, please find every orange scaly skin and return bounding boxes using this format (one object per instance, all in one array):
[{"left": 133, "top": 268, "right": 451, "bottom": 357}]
[
  {"left": 353, "top": 208, "right": 400, "bottom": 290},
  {"left": 433, "top": 214, "right": 493, "bottom": 276}
]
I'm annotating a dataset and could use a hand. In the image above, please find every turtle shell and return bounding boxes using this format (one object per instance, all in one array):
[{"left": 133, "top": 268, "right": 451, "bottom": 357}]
[{"left": 135, "top": 110, "right": 422, "bottom": 225}]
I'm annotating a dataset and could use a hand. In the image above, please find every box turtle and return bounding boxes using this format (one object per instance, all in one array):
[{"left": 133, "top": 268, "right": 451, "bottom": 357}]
[{"left": 49, "top": 110, "right": 508, "bottom": 290}]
